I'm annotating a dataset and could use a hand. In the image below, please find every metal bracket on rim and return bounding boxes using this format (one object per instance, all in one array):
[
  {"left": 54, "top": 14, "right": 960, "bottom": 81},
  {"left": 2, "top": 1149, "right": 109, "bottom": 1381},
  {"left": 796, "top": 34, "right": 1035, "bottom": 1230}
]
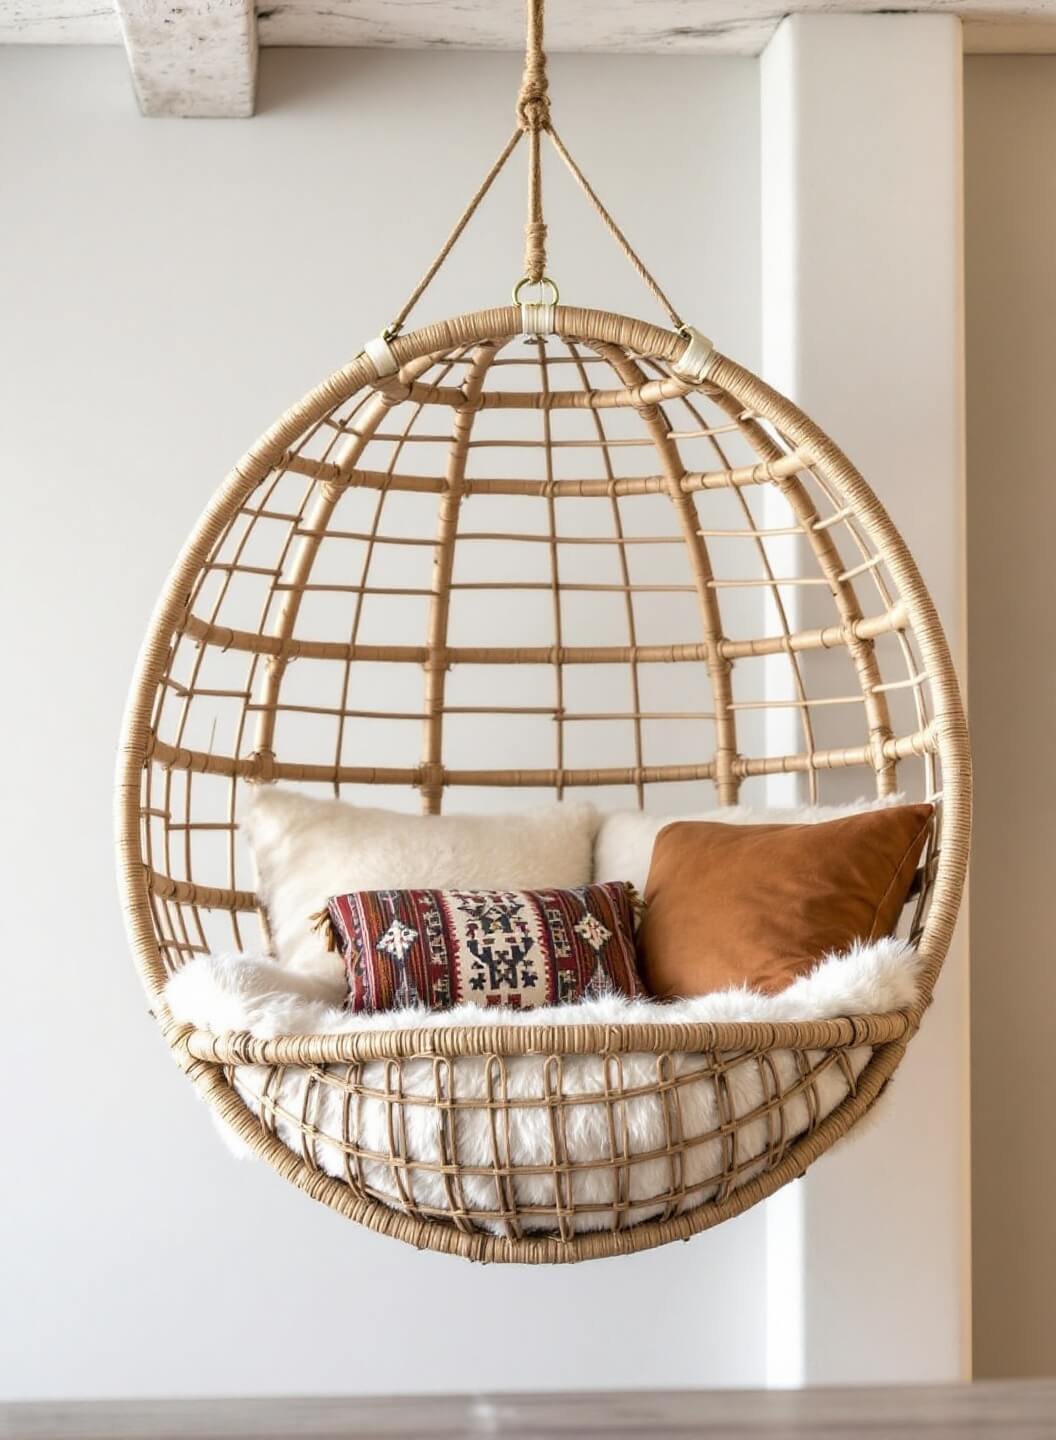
[
  {"left": 363, "top": 333, "right": 399, "bottom": 379},
  {"left": 671, "top": 326, "right": 716, "bottom": 383}
]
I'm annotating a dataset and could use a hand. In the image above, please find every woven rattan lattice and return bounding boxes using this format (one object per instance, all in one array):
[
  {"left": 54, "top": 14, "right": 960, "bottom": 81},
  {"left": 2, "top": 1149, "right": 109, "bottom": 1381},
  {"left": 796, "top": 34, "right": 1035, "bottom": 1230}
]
[{"left": 116, "top": 3, "right": 970, "bottom": 1263}]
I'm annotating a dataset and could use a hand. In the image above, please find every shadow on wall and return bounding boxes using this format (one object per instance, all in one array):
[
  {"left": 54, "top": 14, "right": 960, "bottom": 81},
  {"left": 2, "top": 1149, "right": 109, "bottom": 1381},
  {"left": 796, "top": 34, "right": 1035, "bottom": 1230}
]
[{"left": 255, "top": 45, "right": 522, "bottom": 117}]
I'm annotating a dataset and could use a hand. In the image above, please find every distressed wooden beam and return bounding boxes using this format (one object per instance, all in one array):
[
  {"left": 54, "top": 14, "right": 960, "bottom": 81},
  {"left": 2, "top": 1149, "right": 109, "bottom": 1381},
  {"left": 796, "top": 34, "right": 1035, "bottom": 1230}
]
[
  {"left": 113, "top": 0, "right": 258, "bottom": 117},
  {"left": 2, "top": 0, "right": 1056, "bottom": 55},
  {"left": 256, "top": 0, "right": 1056, "bottom": 55},
  {"left": 0, "top": 0, "right": 1055, "bottom": 119},
  {"left": 0, "top": 3, "right": 120, "bottom": 43}
]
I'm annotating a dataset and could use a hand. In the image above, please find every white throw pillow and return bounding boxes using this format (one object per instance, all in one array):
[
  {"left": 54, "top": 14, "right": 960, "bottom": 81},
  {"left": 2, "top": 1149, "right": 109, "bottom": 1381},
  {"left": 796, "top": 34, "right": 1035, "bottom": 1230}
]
[
  {"left": 243, "top": 788, "right": 599, "bottom": 1001},
  {"left": 594, "top": 795, "right": 906, "bottom": 895}
]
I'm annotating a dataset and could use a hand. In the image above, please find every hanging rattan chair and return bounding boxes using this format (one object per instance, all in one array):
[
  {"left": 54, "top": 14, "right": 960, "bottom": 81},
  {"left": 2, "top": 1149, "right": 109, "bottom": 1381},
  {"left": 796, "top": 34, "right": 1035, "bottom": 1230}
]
[{"left": 116, "top": 1, "right": 970, "bottom": 1263}]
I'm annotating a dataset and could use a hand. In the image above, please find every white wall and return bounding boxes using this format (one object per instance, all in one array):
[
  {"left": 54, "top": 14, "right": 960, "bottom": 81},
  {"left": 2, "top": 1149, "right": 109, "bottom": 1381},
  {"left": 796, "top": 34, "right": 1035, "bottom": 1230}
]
[
  {"left": 965, "top": 55, "right": 1056, "bottom": 1381},
  {"left": 760, "top": 16, "right": 971, "bottom": 1386},
  {"left": 0, "top": 46, "right": 767, "bottom": 1401}
]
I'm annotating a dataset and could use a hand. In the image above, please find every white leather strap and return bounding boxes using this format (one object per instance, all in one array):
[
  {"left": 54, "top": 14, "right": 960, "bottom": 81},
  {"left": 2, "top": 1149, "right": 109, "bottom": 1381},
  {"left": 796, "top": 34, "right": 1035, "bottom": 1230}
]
[
  {"left": 521, "top": 301, "right": 556, "bottom": 337},
  {"left": 364, "top": 334, "right": 399, "bottom": 379},
  {"left": 671, "top": 326, "right": 715, "bottom": 383}
]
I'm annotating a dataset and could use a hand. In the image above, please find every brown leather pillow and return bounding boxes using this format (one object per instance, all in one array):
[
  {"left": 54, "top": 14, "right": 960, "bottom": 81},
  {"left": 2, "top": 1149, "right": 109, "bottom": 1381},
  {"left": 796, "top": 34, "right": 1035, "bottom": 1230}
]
[{"left": 637, "top": 804, "right": 934, "bottom": 998}]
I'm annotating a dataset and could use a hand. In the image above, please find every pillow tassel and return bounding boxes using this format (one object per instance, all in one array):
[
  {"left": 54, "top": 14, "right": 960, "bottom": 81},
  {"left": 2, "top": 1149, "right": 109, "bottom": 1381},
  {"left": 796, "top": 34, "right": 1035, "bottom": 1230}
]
[
  {"left": 309, "top": 907, "right": 338, "bottom": 953},
  {"left": 625, "top": 882, "right": 647, "bottom": 928}
]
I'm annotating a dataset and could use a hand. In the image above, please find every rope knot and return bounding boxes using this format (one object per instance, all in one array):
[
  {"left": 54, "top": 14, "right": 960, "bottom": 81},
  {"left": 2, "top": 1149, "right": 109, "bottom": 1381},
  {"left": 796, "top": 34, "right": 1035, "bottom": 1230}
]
[{"left": 516, "top": 68, "right": 550, "bottom": 132}]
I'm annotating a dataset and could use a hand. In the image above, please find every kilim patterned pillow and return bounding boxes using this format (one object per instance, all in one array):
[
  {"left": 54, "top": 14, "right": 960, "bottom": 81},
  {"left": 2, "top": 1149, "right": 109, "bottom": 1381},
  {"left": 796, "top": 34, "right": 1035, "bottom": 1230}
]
[{"left": 319, "top": 883, "right": 645, "bottom": 1014}]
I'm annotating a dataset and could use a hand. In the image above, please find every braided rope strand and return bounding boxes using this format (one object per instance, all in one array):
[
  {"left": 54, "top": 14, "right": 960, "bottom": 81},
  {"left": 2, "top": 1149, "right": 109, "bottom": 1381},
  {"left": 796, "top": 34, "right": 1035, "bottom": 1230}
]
[{"left": 518, "top": 0, "right": 551, "bottom": 283}]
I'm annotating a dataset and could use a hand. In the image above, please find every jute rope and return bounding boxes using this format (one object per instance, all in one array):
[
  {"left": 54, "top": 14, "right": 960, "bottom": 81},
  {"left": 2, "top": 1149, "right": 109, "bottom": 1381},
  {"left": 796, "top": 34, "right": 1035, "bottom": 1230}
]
[
  {"left": 385, "top": 0, "right": 685, "bottom": 333},
  {"left": 387, "top": 128, "right": 523, "bottom": 337},
  {"left": 548, "top": 125, "right": 685, "bottom": 331},
  {"left": 516, "top": 0, "right": 550, "bottom": 134},
  {"left": 517, "top": 0, "right": 549, "bottom": 283}
]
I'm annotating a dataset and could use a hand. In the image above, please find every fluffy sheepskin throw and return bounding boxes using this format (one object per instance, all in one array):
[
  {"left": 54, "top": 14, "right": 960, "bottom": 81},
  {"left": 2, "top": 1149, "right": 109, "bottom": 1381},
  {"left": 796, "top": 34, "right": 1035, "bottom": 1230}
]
[
  {"left": 166, "top": 937, "right": 919, "bottom": 1040},
  {"left": 243, "top": 789, "right": 598, "bottom": 1003},
  {"left": 166, "top": 938, "right": 919, "bottom": 1237}
]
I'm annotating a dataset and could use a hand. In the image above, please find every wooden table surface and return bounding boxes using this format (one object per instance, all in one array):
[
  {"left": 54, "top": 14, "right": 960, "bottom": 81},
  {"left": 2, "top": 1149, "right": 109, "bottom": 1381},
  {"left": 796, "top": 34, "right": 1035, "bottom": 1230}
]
[{"left": 2, "top": 1382, "right": 1054, "bottom": 1440}]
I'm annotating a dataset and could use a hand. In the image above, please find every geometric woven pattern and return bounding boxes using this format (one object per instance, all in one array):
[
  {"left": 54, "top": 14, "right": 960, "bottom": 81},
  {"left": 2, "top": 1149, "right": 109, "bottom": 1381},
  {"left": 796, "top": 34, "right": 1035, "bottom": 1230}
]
[
  {"left": 117, "top": 304, "right": 971, "bottom": 1262},
  {"left": 230, "top": 1039, "right": 870, "bottom": 1243},
  {"left": 327, "top": 883, "right": 643, "bottom": 1013}
]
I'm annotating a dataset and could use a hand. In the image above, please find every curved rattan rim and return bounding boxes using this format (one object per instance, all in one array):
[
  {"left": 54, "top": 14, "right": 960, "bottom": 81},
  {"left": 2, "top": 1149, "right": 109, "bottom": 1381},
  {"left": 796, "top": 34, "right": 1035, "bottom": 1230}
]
[
  {"left": 116, "top": 305, "right": 971, "bottom": 1263},
  {"left": 175, "top": 1007, "right": 915, "bottom": 1066},
  {"left": 173, "top": 1026, "right": 910, "bottom": 1265}
]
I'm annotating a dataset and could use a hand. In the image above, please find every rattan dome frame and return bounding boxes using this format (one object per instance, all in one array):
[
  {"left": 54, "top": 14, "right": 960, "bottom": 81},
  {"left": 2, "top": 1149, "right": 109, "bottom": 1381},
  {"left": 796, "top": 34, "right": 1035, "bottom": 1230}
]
[{"left": 117, "top": 303, "right": 970, "bottom": 1263}]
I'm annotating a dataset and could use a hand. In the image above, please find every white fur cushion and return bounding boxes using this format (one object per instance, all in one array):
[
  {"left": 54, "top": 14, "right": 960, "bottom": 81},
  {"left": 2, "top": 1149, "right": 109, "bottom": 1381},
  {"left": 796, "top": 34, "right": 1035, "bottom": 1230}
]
[
  {"left": 165, "top": 939, "right": 919, "bottom": 1236},
  {"left": 243, "top": 789, "right": 598, "bottom": 1002},
  {"left": 166, "top": 936, "right": 919, "bottom": 1040},
  {"left": 593, "top": 795, "right": 906, "bottom": 894}
]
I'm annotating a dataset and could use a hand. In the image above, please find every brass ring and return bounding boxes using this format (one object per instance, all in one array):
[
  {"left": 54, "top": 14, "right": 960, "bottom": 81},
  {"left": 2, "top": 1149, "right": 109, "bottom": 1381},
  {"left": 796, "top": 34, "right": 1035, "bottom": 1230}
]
[{"left": 512, "top": 275, "right": 560, "bottom": 306}]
